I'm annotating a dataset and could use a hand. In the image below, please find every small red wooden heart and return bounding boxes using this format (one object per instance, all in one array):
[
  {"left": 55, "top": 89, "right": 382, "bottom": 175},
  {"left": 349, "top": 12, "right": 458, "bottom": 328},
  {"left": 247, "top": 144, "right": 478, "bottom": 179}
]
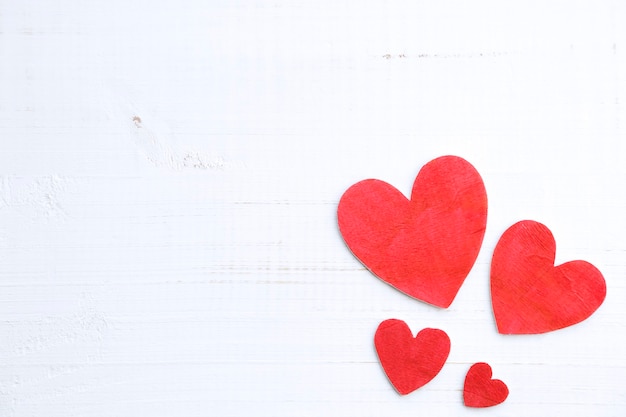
[
  {"left": 374, "top": 319, "right": 450, "bottom": 395},
  {"left": 463, "top": 362, "right": 508, "bottom": 407},
  {"left": 338, "top": 155, "right": 488, "bottom": 308},
  {"left": 491, "top": 220, "right": 606, "bottom": 334}
]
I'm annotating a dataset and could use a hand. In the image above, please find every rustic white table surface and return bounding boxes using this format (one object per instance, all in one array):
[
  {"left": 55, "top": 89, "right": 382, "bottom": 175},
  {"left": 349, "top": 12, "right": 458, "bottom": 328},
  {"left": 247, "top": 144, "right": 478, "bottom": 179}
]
[{"left": 1, "top": 1, "right": 625, "bottom": 416}]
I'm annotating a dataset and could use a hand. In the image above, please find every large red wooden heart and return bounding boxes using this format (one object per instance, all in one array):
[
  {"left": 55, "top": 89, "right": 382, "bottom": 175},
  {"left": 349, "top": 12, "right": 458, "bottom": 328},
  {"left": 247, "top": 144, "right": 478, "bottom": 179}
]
[
  {"left": 337, "top": 155, "right": 488, "bottom": 308},
  {"left": 491, "top": 220, "right": 606, "bottom": 334},
  {"left": 463, "top": 362, "right": 508, "bottom": 407},
  {"left": 374, "top": 319, "right": 450, "bottom": 395}
]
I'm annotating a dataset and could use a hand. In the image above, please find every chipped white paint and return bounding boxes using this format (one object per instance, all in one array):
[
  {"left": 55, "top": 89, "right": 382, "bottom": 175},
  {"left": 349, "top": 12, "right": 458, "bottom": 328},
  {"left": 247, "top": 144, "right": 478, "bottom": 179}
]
[{"left": 1, "top": 1, "right": 625, "bottom": 416}]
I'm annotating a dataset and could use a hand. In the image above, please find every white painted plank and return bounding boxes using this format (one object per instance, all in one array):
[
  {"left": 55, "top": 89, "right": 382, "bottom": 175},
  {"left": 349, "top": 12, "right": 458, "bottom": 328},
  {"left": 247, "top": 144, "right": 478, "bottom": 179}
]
[{"left": 1, "top": 1, "right": 625, "bottom": 416}]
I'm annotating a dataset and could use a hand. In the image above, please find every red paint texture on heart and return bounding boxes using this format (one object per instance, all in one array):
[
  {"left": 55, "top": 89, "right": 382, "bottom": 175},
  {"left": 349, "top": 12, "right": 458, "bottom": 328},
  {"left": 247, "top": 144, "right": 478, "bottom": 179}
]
[
  {"left": 491, "top": 220, "right": 606, "bottom": 334},
  {"left": 374, "top": 319, "right": 450, "bottom": 395},
  {"left": 338, "top": 155, "right": 488, "bottom": 308},
  {"left": 463, "top": 362, "right": 508, "bottom": 407}
]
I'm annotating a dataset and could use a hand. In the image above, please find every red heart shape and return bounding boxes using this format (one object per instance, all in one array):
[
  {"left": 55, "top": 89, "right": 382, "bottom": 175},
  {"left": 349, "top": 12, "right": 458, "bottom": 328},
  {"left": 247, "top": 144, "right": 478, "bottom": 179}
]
[
  {"left": 491, "top": 220, "right": 606, "bottom": 334},
  {"left": 338, "top": 156, "right": 488, "bottom": 308},
  {"left": 463, "top": 362, "right": 508, "bottom": 407},
  {"left": 374, "top": 319, "right": 450, "bottom": 395}
]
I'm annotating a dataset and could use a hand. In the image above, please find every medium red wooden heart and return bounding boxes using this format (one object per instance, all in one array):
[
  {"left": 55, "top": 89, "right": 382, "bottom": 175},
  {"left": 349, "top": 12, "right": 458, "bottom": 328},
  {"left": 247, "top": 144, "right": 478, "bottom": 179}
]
[
  {"left": 463, "top": 362, "right": 508, "bottom": 407},
  {"left": 491, "top": 220, "right": 606, "bottom": 334},
  {"left": 374, "top": 319, "right": 450, "bottom": 395},
  {"left": 338, "top": 155, "right": 488, "bottom": 308}
]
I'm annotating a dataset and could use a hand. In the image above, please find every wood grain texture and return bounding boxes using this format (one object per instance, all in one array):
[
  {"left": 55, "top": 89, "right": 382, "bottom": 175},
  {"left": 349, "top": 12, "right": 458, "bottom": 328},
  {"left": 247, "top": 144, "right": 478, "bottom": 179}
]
[{"left": 1, "top": 1, "right": 625, "bottom": 416}]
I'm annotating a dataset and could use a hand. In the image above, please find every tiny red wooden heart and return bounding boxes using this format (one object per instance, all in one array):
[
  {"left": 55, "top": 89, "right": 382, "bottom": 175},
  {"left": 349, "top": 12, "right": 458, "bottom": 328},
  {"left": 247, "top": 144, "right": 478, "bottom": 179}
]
[
  {"left": 463, "top": 362, "right": 508, "bottom": 407},
  {"left": 338, "top": 155, "right": 488, "bottom": 308},
  {"left": 491, "top": 220, "right": 606, "bottom": 334},
  {"left": 374, "top": 319, "right": 450, "bottom": 395}
]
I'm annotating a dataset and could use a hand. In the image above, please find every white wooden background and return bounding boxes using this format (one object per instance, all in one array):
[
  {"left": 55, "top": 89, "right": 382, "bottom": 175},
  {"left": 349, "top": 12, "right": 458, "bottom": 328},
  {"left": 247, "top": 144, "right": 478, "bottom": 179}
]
[{"left": 1, "top": 1, "right": 625, "bottom": 416}]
